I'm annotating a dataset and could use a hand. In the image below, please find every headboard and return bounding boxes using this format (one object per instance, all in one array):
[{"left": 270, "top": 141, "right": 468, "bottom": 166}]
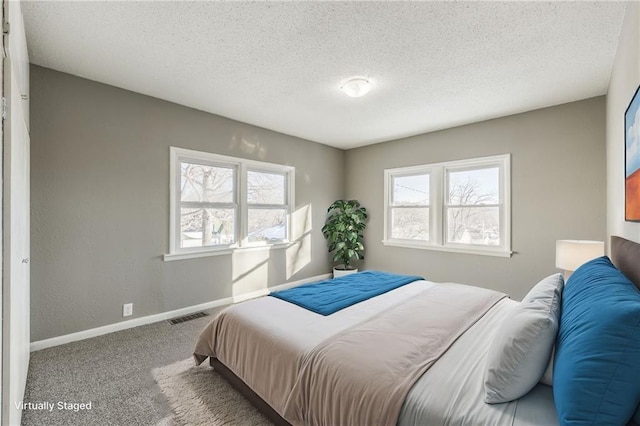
[{"left": 611, "top": 236, "right": 640, "bottom": 290}]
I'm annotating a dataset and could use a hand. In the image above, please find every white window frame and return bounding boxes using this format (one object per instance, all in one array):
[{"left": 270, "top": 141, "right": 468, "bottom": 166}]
[
  {"left": 383, "top": 154, "right": 511, "bottom": 257},
  {"left": 245, "top": 167, "right": 290, "bottom": 246},
  {"left": 165, "top": 147, "right": 295, "bottom": 261},
  {"left": 386, "top": 167, "right": 435, "bottom": 244}
]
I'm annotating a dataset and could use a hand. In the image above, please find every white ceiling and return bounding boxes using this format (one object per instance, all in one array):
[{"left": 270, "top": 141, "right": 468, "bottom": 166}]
[{"left": 22, "top": 1, "right": 627, "bottom": 150}]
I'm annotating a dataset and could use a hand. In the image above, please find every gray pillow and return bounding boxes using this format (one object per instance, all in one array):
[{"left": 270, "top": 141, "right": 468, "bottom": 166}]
[
  {"left": 484, "top": 273, "right": 564, "bottom": 404},
  {"left": 539, "top": 347, "right": 554, "bottom": 386}
]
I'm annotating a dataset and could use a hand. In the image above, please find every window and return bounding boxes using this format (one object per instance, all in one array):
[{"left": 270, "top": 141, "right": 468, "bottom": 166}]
[
  {"left": 383, "top": 154, "right": 511, "bottom": 257},
  {"left": 247, "top": 170, "right": 288, "bottom": 243},
  {"left": 446, "top": 166, "right": 500, "bottom": 247},
  {"left": 167, "top": 147, "right": 294, "bottom": 260},
  {"left": 390, "top": 173, "right": 430, "bottom": 241},
  {"left": 179, "top": 161, "right": 236, "bottom": 248}
]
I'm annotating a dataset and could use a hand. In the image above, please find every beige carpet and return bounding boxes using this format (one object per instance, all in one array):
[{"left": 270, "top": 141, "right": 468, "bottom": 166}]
[{"left": 153, "top": 358, "right": 274, "bottom": 426}]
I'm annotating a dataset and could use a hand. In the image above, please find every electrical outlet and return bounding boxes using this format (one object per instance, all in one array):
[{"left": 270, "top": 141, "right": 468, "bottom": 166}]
[{"left": 123, "top": 303, "right": 133, "bottom": 317}]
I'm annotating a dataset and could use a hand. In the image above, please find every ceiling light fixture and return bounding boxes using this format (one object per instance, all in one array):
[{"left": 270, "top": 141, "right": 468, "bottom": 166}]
[{"left": 340, "top": 77, "right": 372, "bottom": 98}]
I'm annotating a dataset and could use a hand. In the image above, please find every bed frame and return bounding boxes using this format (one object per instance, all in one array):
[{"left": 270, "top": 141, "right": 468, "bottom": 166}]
[
  {"left": 210, "top": 357, "right": 291, "bottom": 426},
  {"left": 611, "top": 235, "right": 640, "bottom": 290},
  {"left": 209, "top": 236, "right": 640, "bottom": 426}
]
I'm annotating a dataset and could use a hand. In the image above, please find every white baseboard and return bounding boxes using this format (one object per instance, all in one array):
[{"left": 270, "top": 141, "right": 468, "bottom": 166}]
[{"left": 30, "top": 273, "right": 331, "bottom": 352}]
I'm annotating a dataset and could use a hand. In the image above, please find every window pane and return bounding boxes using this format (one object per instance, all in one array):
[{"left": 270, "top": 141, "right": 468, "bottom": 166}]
[
  {"left": 248, "top": 209, "right": 287, "bottom": 242},
  {"left": 180, "top": 208, "right": 235, "bottom": 247},
  {"left": 447, "top": 207, "right": 499, "bottom": 245},
  {"left": 392, "top": 174, "right": 429, "bottom": 206},
  {"left": 181, "top": 162, "right": 234, "bottom": 203},
  {"left": 391, "top": 207, "right": 429, "bottom": 240},
  {"left": 248, "top": 171, "right": 286, "bottom": 205},
  {"left": 448, "top": 167, "right": 499, "bottom": 205}
]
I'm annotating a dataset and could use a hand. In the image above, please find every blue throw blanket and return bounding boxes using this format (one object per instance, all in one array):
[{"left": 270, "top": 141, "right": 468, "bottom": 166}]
[{"left": 270, "top": 271, "right": 424, "bottom": 315}]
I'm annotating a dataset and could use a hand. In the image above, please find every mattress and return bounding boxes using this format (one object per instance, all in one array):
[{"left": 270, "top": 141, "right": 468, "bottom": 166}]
[{"left": 194, "top": 279, "right": 559, "bottom": 425}]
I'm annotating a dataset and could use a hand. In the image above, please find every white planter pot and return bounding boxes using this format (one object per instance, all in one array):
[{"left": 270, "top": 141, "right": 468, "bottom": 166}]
[{"left": 333, "top": 267, "right": 358, "bottom": 278}]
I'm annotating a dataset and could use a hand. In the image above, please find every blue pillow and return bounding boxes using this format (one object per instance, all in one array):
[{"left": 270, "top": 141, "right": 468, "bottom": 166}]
[{"left": 554, "top": 256, "right": 640, "bottom": 425}]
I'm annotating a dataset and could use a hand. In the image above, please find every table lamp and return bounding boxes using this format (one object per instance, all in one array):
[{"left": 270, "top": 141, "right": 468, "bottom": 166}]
[{"left": 555, "top": 240, "right": 605, "bottom": 279}]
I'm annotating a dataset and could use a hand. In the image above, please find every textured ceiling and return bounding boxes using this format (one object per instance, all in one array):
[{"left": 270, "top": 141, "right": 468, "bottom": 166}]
[{"left": 22, "top": 1, "right": 626, "bottom": 149}]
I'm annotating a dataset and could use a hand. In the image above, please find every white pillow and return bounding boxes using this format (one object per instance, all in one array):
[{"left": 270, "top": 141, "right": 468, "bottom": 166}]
[
  {"left": 484, "top": 273, "right": 564, "bottom": 404},
  {"left": 539, "top": 347, "right": 554, "bottom": 386}
]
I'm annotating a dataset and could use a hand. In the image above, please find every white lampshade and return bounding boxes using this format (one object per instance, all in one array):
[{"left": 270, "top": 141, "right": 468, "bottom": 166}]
[
  {"left": 340, "top": 77, "right": 372, "bottom": 98},
  {"left": 555, "top": 240, "right": 605, "bottom": 274}
]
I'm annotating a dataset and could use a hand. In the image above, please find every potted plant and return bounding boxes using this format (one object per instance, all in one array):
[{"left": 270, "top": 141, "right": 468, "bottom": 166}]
[{"left": 321, "top": 200, "right": 368, "bottom": 278}]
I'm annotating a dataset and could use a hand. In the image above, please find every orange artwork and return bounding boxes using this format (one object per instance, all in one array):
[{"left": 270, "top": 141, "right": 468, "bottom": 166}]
[
  {"left": 626, "top": 170, "right": 640, "bottom": 220},
  {"left": 626, "top": 86, "right": 640, "bottom": 222}
]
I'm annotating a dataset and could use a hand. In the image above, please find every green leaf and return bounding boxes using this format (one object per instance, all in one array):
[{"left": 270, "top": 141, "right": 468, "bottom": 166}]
[{"left": 322, "top": 199, "right": 368, "bottom": 266}]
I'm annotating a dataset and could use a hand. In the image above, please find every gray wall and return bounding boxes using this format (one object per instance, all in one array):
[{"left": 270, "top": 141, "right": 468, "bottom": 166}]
[
  {"left": 31, "top": 64, "right": 607, "bottom": 341},
  {"left": 606, "top": 2, "right": 640, "bottom": 246},
  {"left": 30, "top": 65, "right": 344, "bottom": 341},
  {"left": 345, "top": 97, "right": 606, "bottom": 300}
]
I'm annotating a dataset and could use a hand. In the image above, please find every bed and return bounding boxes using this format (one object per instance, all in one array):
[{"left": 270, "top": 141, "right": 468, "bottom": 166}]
[{"left": 194, "top": 236, "right": 640, "bottom": 426}]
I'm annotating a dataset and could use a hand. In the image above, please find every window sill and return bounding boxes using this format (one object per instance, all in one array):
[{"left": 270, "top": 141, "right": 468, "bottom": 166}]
[
  {"left": 381, "top": 240, "right": 512, "bottom": 258},
  {"left": 163, "top": 242, "right": 296, "bottom": 262}
]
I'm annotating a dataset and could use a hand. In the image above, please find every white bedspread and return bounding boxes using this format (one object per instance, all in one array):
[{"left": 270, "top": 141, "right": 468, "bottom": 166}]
[
  {"left": 195, "top": 279, "right": 437, "bottom": 416},
  {"left": 194, "top": 279, "right": 559, "bottom": 425}
]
